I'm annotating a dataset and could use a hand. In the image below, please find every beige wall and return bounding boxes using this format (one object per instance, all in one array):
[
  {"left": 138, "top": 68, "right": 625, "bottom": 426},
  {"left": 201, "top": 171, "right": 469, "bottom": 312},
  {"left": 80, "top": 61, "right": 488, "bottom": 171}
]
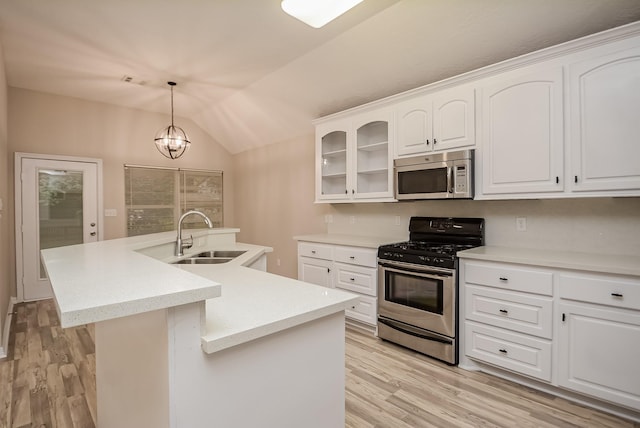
[
  {"left": 233, "top": 135, "right": 329, "bottom": 277},
  {"left": 326, "top": 197, "right": 640, "bottom": 255},
  {"left": 0, "top": 38, "right": 10, "bottom": 348},
  {"left": 7, "top": 88, "right": 235, "bottom": 298}
]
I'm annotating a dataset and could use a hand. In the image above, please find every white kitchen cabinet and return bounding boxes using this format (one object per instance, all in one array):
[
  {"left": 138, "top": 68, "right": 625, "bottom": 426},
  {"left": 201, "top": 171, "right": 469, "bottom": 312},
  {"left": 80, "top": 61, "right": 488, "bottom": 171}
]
[
  {"left": 395, "top": 85, "right": 475, "bottom": 157},
  {"left": 298, "top": 242, "right": 334, "bottom": 288},
  {"left": 316, "top": 119, "right": 350, "bottom": 201},
  {"left": 316, "top": 108, "right": 394, "bottom": 203},
  {"left": 459, "top": 247, "right": 640, "bottom": 418},
  {"left": 568, "top": 43, "right": 640, "bottom": 193},
  {"left": 297, "top": 241, "right": 379, "bottom": 327},
  {"left": 299, "top": 256, "right": 333, "bottom": 288},
  {"left": 558, "top": 271, "right": 640, "bottom": 411},
  {"left": 477, "top": 66, "right": 564, "bottom": 196},
  {"left": 462, "top": 260, "right": 553, "bottom": 382}
]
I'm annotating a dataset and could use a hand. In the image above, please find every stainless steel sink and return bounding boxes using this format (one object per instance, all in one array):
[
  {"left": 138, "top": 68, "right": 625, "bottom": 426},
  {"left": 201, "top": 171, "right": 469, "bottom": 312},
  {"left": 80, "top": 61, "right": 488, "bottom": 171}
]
[
  {"left": 172, "top": 250, "right": 246, "bottom": 265},
  {"left": 173, "top": 257, "right": 233, "bottom": 265},
  {"left": 193, "top": 250, "right": 246, "bottom": 258}
]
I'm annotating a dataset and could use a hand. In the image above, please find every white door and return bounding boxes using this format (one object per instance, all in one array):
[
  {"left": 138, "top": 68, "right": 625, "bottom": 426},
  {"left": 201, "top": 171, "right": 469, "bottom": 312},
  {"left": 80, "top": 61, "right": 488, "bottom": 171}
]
[{"left": 18, "top": 156, "right": 101, "bottom": 301}]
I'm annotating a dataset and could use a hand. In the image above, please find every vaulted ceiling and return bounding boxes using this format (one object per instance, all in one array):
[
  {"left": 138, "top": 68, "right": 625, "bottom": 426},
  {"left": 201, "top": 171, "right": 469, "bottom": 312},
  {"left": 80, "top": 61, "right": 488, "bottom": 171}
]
[{"left": 1, "top": 0, "right": 639, "bottom": 154}]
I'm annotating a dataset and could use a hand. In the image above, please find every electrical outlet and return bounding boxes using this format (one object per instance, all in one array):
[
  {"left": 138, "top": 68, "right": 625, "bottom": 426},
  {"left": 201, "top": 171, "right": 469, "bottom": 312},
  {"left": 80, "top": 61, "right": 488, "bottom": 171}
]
[
  {"left": 350, "top": 216, "right": 356, "bottom": 224},
  {"left": 516, "top": 217, "right": 527, "bottom": 232},
  {"left": 394, "top": 215, "right": 401, "bottom": 226},
  {"left": 324, "top": 214, "right": 333, "bottom": 224},
  {"left": 105, "top": 209, "right": 117, "bottom": 217}
]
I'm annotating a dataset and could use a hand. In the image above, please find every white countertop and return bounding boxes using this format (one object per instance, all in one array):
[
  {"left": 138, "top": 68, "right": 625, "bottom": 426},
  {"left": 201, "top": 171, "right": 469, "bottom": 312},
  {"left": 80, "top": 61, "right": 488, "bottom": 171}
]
[
  {"left": 176, "top": 264, "right": 358, "bottom": 353},
  {"left": 42, "top": 228, "right": 359, "bottom": 353},
  {"left": 458, "top": 246, "right": 640, "bottom": 277},
  {"left": 41, "top": 229, "right": 240, "bottom": 327},
  {"left": 293, "top": 233, "right": 402, "bottom": 249}
]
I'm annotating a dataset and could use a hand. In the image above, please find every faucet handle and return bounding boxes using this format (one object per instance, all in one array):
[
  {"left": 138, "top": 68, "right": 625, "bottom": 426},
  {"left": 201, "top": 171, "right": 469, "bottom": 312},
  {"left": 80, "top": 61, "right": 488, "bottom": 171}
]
[{"left": 183, "top": 234, "right": 194, "bottom": 249}]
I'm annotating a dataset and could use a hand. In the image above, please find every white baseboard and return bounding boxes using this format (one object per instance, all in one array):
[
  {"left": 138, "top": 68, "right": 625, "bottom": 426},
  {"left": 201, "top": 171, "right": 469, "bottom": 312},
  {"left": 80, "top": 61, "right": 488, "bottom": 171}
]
[{"left": 0, "top": 297, "right": 17, "bottom": 358}]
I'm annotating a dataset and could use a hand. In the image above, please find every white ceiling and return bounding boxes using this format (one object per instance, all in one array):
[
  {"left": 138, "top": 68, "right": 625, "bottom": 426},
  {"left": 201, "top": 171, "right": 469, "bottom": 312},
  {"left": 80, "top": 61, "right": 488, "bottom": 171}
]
[{"left": 1, "top": 0, "right": 639, "bottom": 154}]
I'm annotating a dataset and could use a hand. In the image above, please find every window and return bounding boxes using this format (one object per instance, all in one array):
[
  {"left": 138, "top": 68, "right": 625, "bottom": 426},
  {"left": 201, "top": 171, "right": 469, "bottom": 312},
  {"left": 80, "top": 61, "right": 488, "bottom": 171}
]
[{"left": 125, "top": 165, "right": 223, "bottom": 236}]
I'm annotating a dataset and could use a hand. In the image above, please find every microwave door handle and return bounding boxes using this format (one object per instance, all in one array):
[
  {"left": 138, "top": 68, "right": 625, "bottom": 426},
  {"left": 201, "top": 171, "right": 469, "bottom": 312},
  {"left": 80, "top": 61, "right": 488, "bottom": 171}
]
[{"left": 448, "top": 166, "right": 454, "bottom": 194}]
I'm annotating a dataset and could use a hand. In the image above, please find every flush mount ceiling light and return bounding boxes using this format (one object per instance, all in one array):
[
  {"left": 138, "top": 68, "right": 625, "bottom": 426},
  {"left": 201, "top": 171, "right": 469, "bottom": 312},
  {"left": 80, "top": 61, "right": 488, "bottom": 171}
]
[
  {"left": 154, "top": 81, "right": 191, "bottom": 159},
  {"left": 281, "top": 0, "right": 364, "bottom": 28}
]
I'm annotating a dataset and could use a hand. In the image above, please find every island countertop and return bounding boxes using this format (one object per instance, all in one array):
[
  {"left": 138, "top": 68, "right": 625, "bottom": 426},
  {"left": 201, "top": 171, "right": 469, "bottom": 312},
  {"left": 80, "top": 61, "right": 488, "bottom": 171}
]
[{"left": 42, "top": 228, "right": 358, "bottom": 353}]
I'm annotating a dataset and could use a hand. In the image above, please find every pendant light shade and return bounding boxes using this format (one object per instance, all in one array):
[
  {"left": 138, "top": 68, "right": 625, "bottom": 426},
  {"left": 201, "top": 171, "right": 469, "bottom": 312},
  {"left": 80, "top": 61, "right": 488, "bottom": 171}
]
[{"left": 155, "top": 81, "right": 191, "bottom": 159}]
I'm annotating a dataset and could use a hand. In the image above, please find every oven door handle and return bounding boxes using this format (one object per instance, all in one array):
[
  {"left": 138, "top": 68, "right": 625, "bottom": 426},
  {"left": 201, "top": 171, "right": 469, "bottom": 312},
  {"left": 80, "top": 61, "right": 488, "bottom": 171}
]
[
  {"left": 378, "top": 261, "right": 453, "bottom": 278},
  {"left": 378, "top": 318, "right": 452, "bottom": 344}
]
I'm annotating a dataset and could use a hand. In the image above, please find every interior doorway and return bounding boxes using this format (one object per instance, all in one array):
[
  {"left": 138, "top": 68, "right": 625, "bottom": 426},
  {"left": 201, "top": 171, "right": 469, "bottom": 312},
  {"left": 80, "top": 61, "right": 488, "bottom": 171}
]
[{"left": 15, "top": 153, "right": 103, "bottom": 301}]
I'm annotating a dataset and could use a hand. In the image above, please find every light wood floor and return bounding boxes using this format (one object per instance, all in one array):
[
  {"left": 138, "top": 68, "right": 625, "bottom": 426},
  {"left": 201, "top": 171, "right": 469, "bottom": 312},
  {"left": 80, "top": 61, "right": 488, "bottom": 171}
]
[{"left": 1, "top": 300, "right": 638, "bottom": 428}]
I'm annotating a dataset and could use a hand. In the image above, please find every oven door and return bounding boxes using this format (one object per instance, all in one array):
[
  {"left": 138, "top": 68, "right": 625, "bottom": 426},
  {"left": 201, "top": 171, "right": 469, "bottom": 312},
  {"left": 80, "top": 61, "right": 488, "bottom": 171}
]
[{"left": 378, "top": 260, "right": 456, "bottom": 337}]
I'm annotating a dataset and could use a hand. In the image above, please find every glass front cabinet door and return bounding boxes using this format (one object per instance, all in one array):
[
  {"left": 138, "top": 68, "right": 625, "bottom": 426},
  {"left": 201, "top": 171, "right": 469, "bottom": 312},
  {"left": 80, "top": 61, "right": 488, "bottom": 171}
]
[{"left": 315, "top": 109, "right": 394, "bottom": 203}]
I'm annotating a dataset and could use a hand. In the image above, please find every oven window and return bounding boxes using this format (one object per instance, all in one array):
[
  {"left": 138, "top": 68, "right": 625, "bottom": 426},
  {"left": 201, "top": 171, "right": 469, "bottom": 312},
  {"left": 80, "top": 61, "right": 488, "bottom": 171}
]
[
  {"left": 384, "top": 270, "right": 444, "bottom": 314},
  {"left": 397, "top": 167, "right": 448, "bottom": 194}
]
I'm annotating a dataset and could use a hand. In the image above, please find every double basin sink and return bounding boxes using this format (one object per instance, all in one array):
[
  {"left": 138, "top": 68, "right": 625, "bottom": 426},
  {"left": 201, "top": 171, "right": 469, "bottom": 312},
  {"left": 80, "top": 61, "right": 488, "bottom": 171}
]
[{"left": 173, "top": 250, "right": 247, "bottom": 265}]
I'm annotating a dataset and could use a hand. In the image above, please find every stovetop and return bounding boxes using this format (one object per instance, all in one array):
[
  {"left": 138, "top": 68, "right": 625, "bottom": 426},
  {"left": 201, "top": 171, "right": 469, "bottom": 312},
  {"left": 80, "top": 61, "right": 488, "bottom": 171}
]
[{"left": 378, "top": 217, "right": 485, "bottom": 269}]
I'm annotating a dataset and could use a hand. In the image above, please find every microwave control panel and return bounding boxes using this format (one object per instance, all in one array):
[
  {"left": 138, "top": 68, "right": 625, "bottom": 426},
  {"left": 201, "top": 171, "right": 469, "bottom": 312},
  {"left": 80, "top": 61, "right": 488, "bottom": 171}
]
[{"left": 455, "top": 165, "right": 467, "bottom": 193}]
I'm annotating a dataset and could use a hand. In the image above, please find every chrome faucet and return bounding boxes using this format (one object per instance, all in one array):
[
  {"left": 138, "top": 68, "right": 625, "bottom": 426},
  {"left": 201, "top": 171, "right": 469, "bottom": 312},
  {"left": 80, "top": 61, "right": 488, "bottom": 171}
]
[{"left": 175, "top": 210, "right": 213, "bottom": 257}]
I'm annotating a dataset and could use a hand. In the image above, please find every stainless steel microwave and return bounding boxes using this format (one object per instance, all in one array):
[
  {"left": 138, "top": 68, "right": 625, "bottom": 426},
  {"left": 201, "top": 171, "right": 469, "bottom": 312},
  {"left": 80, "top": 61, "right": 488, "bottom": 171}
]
[{"left": 394, "top": 150, "right": 474, "bottom": 200}]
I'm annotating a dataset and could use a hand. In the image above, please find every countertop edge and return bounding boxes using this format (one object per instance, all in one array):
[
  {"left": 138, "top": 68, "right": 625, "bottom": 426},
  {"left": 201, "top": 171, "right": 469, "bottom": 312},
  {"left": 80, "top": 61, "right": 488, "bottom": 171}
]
[
  {"left": 200, "top": 298, "right": 358, "bottom": 354},
  {"left": 457, "top": 246, "right": 640, "bottom": 277},
  {"left": 293, "top": 233, "right": 402, "bottom": 249}
]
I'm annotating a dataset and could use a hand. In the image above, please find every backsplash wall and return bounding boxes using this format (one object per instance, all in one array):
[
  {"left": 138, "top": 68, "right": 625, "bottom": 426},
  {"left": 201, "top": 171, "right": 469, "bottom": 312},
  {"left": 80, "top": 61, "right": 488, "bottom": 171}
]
[{"left": 326, "top": 197, "right": 640, "bottom": 256}]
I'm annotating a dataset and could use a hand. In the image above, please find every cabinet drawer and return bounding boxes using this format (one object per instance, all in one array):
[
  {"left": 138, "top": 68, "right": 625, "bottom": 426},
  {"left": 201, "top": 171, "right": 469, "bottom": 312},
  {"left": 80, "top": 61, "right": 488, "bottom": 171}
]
[
  {"left": 298, "top": 242, "right": 333, "bottom": 260},
  {"left": 464, "top": 261, "right": 553, "bottom": 296},
  {"left": 335, "top": 263, "right": 377, "bottom": 297},
  {"left": 465, "top": 321, "right": 552, "bottom": 382},
  {"left": 559, "top": 273, "right": 640, "bottom": 311},
  {"left": 465, "top": 285, "right": 553, "bottom": 339},
  {"left": 334, "top": 246, "right": 377, "bottom": 268},
  {"left": 345, "top": 294, "right": 377, "bottom": 326}
]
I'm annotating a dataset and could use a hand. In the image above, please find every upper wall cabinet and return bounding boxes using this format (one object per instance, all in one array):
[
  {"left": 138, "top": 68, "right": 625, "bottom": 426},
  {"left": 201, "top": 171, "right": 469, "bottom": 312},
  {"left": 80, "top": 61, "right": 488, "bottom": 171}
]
[
  {"left": 314, "top": 22, "right": 640, "bottom": 202},
  {"left": 569, "top": 43, "right": 640, "bottom": 193},
  {"left": 477, "top": 66, "right": 564, "bottom": 196},
  {"left": 395, "top": 85, "right": 475, "bottom": 157},
  {"left": 316, "top": 108, "right": 394, "bottom": 203}
]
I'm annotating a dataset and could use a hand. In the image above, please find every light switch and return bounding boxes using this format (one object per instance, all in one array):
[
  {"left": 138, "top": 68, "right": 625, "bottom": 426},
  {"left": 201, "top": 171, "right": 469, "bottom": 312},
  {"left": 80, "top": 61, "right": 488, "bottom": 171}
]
[{"left": 105, "top": 209, "right": 117, "bottom": 217}]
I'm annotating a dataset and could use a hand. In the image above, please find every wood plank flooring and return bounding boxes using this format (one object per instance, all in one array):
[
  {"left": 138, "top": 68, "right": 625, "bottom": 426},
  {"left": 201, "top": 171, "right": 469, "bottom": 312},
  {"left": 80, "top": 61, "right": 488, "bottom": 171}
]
[
  {"left": 1, "top": 299, "right": 638, "bottom": 427},
  {"left": 1, "top": 300, "right": 95, "bottom": 428}
]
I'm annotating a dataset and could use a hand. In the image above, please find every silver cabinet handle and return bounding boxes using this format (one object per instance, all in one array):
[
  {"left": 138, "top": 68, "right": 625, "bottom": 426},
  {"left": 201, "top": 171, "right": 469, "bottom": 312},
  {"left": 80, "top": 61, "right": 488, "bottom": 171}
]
[
  {"left": 499, "top": 309, "right": 508, "bottom": 315},
  {"left": 90, "top": 232, "right": 97, "bottom": 236}
]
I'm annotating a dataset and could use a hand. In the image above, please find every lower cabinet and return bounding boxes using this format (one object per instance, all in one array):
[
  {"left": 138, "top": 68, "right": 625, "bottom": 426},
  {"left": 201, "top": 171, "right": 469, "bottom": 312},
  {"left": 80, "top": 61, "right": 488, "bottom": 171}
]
[
  {"left": 460, "top": 256, "right": 640, "bottom": 415},
  {"left": 462, "top": 260, "right": 553, "bottom": 382},
  {"left": 558, "top": 272, "right": 640, "bottom": 411},
  {"left": 297, "top": 241, "right": 378, "bottom": 327}
]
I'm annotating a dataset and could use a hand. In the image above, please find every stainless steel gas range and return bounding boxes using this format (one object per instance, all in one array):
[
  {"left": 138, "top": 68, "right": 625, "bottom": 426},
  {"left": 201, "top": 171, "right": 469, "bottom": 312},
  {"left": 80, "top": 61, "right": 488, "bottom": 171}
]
[{"left": 377, "top": 217, "right": 484, "bottom": 365}]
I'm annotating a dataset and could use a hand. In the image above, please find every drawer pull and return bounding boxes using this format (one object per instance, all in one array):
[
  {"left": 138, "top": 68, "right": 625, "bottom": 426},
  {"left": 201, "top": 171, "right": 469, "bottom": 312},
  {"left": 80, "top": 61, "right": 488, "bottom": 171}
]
[
  {"left": 349, "top": 256, "right": 355, "bottom": 259},
  {"left": 499, "top": 309, "right": 509, "bottom": 315},
  {"left": 499, "top": 349, "right": 508, "bottom": 354},
  {"left": 499, "top": 277, "right": 508, "bottom": 282},
  {"left": 311, "top": 250, "right": 316, "bottom": 254},
  {"left": 350, "top": 278, "right": 355, "bottom": 281},
  {"left": 611, "top": 293, "right": 623, "bottom": 298}
]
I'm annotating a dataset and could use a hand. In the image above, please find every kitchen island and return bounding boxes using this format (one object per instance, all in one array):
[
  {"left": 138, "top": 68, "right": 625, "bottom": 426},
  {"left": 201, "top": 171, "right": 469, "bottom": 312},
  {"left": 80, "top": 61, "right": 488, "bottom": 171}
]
[{"left": 41, "top": 228, "right": 359, "bottom": 428}]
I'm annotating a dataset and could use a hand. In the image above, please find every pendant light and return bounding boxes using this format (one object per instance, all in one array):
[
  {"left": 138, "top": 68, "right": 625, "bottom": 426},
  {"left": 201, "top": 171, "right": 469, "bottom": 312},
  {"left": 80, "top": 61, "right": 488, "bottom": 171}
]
[{"left": 154, "top": 81, "right": 191, "bottom": 159}]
